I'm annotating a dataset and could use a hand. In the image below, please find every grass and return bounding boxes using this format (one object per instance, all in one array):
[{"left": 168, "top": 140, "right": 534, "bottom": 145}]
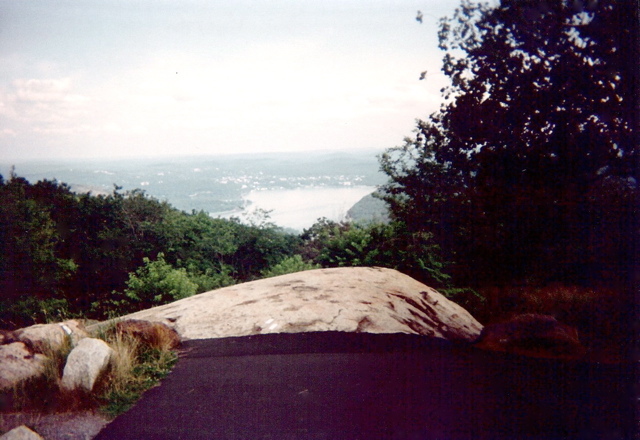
[
  {"left": 2, "top": 320, "right": 179, "bottom": 418},
  {"left": 95, "top": 328, "right": 177, "bottom": 417}
]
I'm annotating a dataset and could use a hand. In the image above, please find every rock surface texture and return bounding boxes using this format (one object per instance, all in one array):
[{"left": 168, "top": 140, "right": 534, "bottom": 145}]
[
  {"left": 14, "top": 320, "right": 88, "bottom": 353},
  {"left": 108, "top": 267, "right": 484, "bottom": 343},
  {"left": 0, "top": 425, "right": 43, "bottom": 440},
  {"left": 0, "top": 343, "right": 47, "bottom": 391},
  {"left": 61, "top": 338, "right": 114, "bottom": 393}
]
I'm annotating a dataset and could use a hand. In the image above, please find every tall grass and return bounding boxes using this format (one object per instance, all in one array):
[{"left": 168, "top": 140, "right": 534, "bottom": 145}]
[
  {"left": 3, "top": 322, "right": 178, "bottom": 416},
  {"left": 94, "top": 324, "right": 178, "bottom": 417}
]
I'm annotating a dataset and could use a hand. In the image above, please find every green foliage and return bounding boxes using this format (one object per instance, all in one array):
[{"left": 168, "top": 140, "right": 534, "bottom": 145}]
[
  {"left": 0, "top": 296, "right": 74, "bottom": 329},
  {"left": 0, "top": 175, "right": 78, "bottom": 300},
  {"left": 301, "top": 219, "right": 454, "bottom": 289},
  {"left": 380, "top": 0, "right": 638, "bottom": 288},
  {"left": 0, "top": 173, "right": 298, "bottom": 324},
  {"left": 106, "top": 253, "right": 235, "bottom": 315},
  {"left": 123, "top": 253, "right": 198, "bottom": 303},
  {"left": 261, "top": 255, "right": 320, "bottom": 278},
  {"left": 98, "top": 346, "right": 178, "bottom": 417}
]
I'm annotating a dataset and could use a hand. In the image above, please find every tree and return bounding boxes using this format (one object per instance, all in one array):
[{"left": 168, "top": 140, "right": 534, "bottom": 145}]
[
  {"left": 0, "top": 175, "right": 77, "bottom": 300},
  {"left": 380, "top": 0, "right": 638, "bottom": 287}
]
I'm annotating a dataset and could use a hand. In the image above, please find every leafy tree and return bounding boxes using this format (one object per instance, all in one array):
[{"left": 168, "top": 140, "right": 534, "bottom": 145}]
[
  {"left": 228, "top": 216, "right": 301, "bottom": 281},
  {"left": 0, "top": 174, "right": 77, "bottom": 300},
  {"left": 156, "top": 209, "right": 240, "bottom": 274},
  {"left": 380, "top": 0, "right": 638, "bottom": 287}
]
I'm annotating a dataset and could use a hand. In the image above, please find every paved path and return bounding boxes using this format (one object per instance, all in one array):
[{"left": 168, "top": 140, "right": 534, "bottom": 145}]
[{"left": 95, "top": 332, "right": 634, "bottom": 439}]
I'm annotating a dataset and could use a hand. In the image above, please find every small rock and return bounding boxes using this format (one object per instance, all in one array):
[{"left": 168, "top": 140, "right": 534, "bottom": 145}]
[
  {"left": 115, "top": 319, "right": 181, "bottom": 350},
  {"left": 61, "top": 338, "right": 114, "bottom": 393},
  {"left": 0, "top": 425, "right": 43, "bottom": 440},
  {"left": 0, "top": 343, "right": 47, "bottom": 391},
  {"left": 14, "top": 320, "right": 88, "bottom": 354},
  {"left": 475, "top": 313, "right": 586, "bottom": 359}
]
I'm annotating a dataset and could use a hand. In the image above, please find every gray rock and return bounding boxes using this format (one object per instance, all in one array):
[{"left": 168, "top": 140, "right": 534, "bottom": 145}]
[
  {"left": 0, "top": 425, "right": 43, "bottom": 440},
  {"left": 61, "top": 338, "right": 114, "bottom": 393},
  {"left": 0, "top": 343, "right": 47, "bottom": 391},
  {"left": 14, "top": 320, "right": 88, "bottom": 354},
  {"left": 13, "top": 319, "right": 89, "bottom": 353},
  {"left": 102, "top": 267, "right": 483, "bottom": 343}
]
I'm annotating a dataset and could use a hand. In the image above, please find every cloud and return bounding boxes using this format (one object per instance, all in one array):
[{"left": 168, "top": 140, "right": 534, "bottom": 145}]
[
  {"left": 0, "top": 33, "right": 449, "bottom": 158},
  {"left": 14, "top": 78, "right": 72, "bottom": 102},
  {"left": 0, "top": 128, "right": 17, "bottom": 137},
  {"left": 1, "top": 77, "right": 90, "bottom": 131}
]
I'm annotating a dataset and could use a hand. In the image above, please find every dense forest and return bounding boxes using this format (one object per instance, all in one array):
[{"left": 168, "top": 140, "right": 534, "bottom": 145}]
[{"left": 0, "top": 0, "right": 636, "bottom": 357}]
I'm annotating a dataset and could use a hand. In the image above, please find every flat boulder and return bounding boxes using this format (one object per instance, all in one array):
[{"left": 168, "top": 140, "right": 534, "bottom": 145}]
[
  {"left": 474, "top": 313, "right": 586, "bottom": 360},
  {"left": 61, "top": 338, "right": 114, "bottom": 393},
  {"left": 14, "top": 320, "right": 88, "bottom": 354},
  {"left": 0, "top": 343, "right": 47, "bottom": 391},
  {"left": 109, "top": 267, "right": 483, "bottom": 343},
  {"left": 115, "top": 319, "right": 181, "bottom": 350}
]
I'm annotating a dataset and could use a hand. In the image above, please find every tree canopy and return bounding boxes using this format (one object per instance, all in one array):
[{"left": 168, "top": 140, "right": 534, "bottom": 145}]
[{"left": 380, "top": 0, "right": 638, "bottom": 287}]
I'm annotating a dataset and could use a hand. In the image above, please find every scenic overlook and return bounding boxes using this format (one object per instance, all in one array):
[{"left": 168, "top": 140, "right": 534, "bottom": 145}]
[
  {"left": 0, "top": 0, "right": 636, "bottom": 439},
  {"left": 1, "top": 149, "right": 388, "bottom": 231}
]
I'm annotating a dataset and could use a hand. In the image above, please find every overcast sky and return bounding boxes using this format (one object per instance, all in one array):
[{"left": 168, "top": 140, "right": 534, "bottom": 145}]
[{"left": 0, "top": 0, "right": 459, "bottom": 160}]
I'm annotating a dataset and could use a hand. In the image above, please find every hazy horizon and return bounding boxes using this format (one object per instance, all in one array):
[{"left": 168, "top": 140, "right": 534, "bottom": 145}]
[
  {"left": 1, "top": 146, "right": 387, "bottom": 166},
  {"left": 0, "top": 150, "right": 388, "bottom": 231},
  {"left": 0, "top": 1, "right": 458, "bottom": 161}
]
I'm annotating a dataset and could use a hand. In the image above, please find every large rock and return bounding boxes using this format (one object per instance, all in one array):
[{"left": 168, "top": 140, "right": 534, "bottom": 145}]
[
  {"left": 0, "top": 343, "right": 47, "bottom": 391},
  {"left": 115, "top": 319, "right": 181, "bottom": 350},
  {"left": 0, "top": 426, "right": 43, "bottom": 440},
  {"left": 105, "top": 267, "right": 483, "bottom": 343},
  {"left": 13, "top": 320, "right": 88, "bottom": 354},
  {"left": 61, "top": 338, "right": 114, "bottom": 393},
  {"left": 474, "top": 313, "right": 586, "bottom": 359}
]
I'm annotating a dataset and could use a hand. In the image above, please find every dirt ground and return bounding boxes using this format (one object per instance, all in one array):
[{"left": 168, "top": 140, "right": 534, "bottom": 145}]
[{"left": 0, "top": 410, "right": 110, "bottom": 439}]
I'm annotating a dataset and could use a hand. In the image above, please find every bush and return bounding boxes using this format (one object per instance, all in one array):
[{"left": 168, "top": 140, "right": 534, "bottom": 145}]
[
  {"left": 261, "top": 255, "right": 320, "bottom": 278},
  {"left": 301, "top": 219, "right": 453, "bottom": 288},
  {"left": 0, "top": 296, "right": 73, "bottom": 329},
  {"left": 123, "top": 253, "right": 198, "bottom": 303}
]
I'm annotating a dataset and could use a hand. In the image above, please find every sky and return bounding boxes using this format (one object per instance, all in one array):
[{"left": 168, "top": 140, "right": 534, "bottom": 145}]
[{"left": 0, "top": 0, "right": 460, "bottom": 160}]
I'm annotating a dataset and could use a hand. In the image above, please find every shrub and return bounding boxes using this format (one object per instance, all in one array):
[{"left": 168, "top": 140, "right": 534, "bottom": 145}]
[
  {"left": 0, "top": 297, "right": 73, "bottom": 329},
  {"left": 301, "top": 219, "right": 454, "bottom": 288},
  {"left": 261, "top": 255, "right": 320, "bottom": 278},
  {"left": 123, "top": 253, "right": 198, "bottom": 304}
]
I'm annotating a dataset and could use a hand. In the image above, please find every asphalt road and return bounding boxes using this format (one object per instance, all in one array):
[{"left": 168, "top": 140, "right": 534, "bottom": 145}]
[{"left": 95, "top": 332, "right": 635, "bottom": 439}]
